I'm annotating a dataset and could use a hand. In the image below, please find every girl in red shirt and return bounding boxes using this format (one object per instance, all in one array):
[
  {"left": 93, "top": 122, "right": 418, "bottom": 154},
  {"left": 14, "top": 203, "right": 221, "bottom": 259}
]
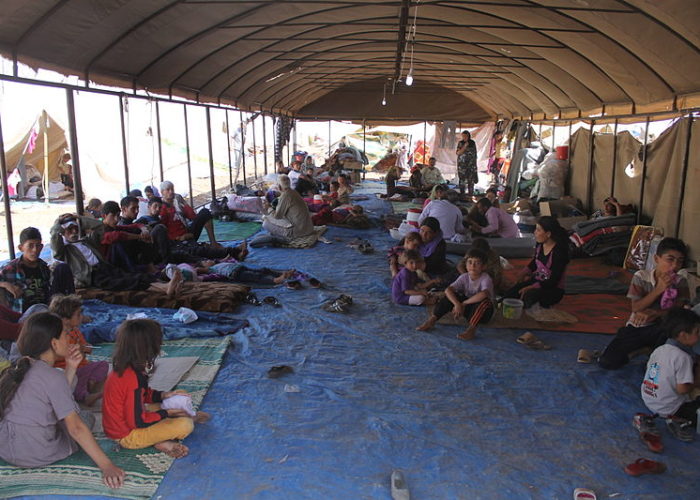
[{"left": 102, "top": 319, "right": 209, "bottom": 458}]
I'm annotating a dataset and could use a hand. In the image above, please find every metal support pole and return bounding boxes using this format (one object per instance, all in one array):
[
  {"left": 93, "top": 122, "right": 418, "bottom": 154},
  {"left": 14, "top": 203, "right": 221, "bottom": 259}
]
[
  {"left": 637, "top": 117, "right": 650, "bottom": 225},
  {"left": 423, "top": 121, "right": 427, "bottom": 161},
  {"left": 328, "top": 120, "right": 331, "bottom": 157},
  {"left": 42, "top": 111, "right": 49, "bottom": 205},
  {"left": 551, "top": 122, "right": 555, "bottom": 150},
  {"left": 205, "top": 107, "right": 216, "bottom": 200},
  {"left": 586, "top": 120, "right": 595, "bottom": 212},
  {"left": 292, "top": 119, "right": 297, "bottom": 155},
  {"left": 119, "top": 96, "right": 130, "bottom": 194},
  {"left": 262, "top": 110, "right": 268, "bottom": 173},
  {"left": 610, "top": 119, "right": 618, "bottom": 196},
  {"left": 674, "top": 115, "right": 693, "bottom": 237},
  {"left": 362, "top": 120, "right": 367, "bottom": 181},
  {"left": 538, "top": 122, "right": 543, "bottom": 142},
  {"left": 0, "top": 111, "right": 15, "bottom": 259},
  {"left": 155, "top": 101, "right": 164, "bottom": 182},
  {"left": 65, "top": 89, "right": 85, "bottom": 215},
  {"left": 183, "top": 105, "right": 193, "bottom": 205},
  {"left": 252, "top": 113, "right": 258, "bottom": 179},
  {"left": 239, "top": 110, "right": 247, "bottom": 183},
  {"left": 225, "top": 110, "right": 233, "bottom": 191}
]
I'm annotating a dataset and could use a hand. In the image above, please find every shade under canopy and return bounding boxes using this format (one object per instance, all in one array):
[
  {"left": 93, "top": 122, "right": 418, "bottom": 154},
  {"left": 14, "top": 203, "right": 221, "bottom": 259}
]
[{"left": 0, "top": 0, "right": 698, "bottom": 121}]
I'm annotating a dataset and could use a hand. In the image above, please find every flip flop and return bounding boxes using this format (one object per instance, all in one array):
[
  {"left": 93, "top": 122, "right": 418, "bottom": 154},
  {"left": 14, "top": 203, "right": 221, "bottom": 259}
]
[
  {"left": 262, "top": 296, "right": 280, "bottom": 306},
  {"left": 244, "top": 292, "right": 262, "bottom": 306},
  {"left": 308, "top": 278, "right": 322, "bottom": 288},
  {"left": 624, "top": 458, "right": 667, "bottom": 476},
  {"left": 639, "top": 432, "right": 664, "bottom": 453},
  {"left": 267, "top": 365, "right": 294, "bottom": 378},
  {"left": 573, "top": 488, "right": 596, "bottom": 500},
  {"left": 577, "top": 349, "right": 600, "bottom": 363},
  {"left": 516, "top": 332, "right": 552, "bottom": 350},
  {"left": 286, "top": 280, "right": 302, "bottom": 290}
]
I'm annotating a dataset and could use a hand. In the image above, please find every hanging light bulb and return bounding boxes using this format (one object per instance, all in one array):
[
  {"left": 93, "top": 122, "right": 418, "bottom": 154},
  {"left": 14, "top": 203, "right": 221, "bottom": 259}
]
[
  {"left": 382, "top": 97, "right": 387, "bottom": 106},
  {"left": 381, "top": 82, "right": 387, "bottom": 106},
  {"left": 405, "top": 70, "right": 413, "bottom": 86}
]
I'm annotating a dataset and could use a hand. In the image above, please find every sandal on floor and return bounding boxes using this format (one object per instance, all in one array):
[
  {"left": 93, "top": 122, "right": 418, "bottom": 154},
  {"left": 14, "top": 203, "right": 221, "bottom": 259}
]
[
  {"left": 267, "top": 365, "right": 294, "bottom": 378},
  {"left": 573, "top": 488, "right": 596, "bottom": 500},
  {"left": 262, "top": 296, "right": 280, "bottom": 306},
  {"left": 624, "top": 458, "right": 667, "bottom": 476},
  {"left": 244, "top": 292, "right": 262, "bottom": 306},
  {"left": 577, "top": 349, "right": 600, "bottom": 363},
  {"left": 639, "top": 432, "right": 664, "bottom": 453},
  {"left": 286, "top": 280, "right": 302, "bottom": 290},
  {"left": 308, "top": 278, "right": 322, "bottom": 288},
  {"left": 516, "top": 332, "right": 552, "bottom": 350}
]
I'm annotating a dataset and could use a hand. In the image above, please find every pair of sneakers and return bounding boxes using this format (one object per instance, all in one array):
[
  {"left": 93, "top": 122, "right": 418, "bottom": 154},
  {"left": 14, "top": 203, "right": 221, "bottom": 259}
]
[{"left": 633, "top": 413, "right": 695, "bottom": 447}]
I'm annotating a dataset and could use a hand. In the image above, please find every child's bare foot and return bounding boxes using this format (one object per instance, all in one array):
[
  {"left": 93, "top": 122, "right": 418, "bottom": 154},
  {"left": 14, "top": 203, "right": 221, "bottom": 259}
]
[
  {"left": 154, "top": 440, "right": 189, "bottom": 459},
  {"left": 84, "top": 390, "right": 103, "bottom": 407},
  {"left": 237, "top": 241, "right": 248, "bottom": 260},
  {"left": 166, "top": 268, "right": 183, "bottom": 297},
  {"left": 273, "top": 270, "right": 296, "bottom": 284},
  {"left": 194, "top": 411, "right": 211, "bottom": 423},
  {"left": 416, "top": 316, "right": 437, "bottom": 331},
  {"left": 457, "top": 325, "right": 477, "bottom": 340}
]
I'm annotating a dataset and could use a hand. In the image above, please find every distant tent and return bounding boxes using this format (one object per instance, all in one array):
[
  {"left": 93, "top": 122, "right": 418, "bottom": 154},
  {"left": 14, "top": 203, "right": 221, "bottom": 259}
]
[{"left": 4, "top": 110, "right": 68, "bottom": 182}]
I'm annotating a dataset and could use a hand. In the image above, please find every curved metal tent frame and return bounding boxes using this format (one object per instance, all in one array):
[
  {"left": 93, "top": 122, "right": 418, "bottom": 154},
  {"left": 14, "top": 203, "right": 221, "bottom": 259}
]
[{"left": 1, "top": 0, "right": 698, "bottom": 121}]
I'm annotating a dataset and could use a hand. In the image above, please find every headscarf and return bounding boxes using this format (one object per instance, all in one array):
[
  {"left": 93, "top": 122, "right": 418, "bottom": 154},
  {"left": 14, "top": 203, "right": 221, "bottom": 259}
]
[{"left": 419, "top": 217, "right": 444, "bottom": 257}]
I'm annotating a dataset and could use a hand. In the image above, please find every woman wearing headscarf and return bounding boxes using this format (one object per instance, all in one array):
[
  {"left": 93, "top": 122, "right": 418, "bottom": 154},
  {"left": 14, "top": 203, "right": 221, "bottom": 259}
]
[{"left": 418, "top": 217, "right": 448, "bottom": 275}]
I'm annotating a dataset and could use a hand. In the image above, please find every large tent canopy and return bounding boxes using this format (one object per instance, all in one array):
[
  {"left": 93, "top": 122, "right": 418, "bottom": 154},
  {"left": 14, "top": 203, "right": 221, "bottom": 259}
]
[{"left": 1, "top": 1, "right": 698, "bottom": 122}]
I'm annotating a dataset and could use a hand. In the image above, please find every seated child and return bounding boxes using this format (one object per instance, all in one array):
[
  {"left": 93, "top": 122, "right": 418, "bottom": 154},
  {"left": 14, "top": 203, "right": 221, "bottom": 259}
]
[
  {"left": 457, "top": 238, "right": 504, "bottom": 293},
  {"left": 417, "top": 248, "right": 494, "bottom": 340},
  {"left": 135, "top": 197, "right": 163, "bottom": 227},
  {"left": 391, "top": 250, "right": 435, "bottom": 307},
  {"left": 639, "top": 309, "right": 700, "bottom": 442},
  {"left": 86, "top": 198, "right": 102, "bottom": 219},
  {"left": 336, "top": 174, "right": 354, "bottom": 205},
  {"left": 0, "top": 227, "right": 74, "bottom": 340},
  {"left": 102, "top": 319, "right": 210, "bottom": 459},
  {"left": 389, "top": 232, "right": 423, "bottom": 277},
  {"left": 50, "top": 294, "right": 109, "bottom": 406},
  {"left": 0, "top": 313, "right": 125, "bottom": 488},
  {"left": 599, "top": 237, "right": 689, "bottom": 370}
]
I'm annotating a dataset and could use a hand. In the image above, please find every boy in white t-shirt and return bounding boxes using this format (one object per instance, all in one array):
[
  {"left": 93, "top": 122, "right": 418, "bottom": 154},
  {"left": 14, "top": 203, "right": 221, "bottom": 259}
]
[
  {"left": 639, "top": 308, "right": 700, "bottom": 443},
  {"left": 417, "top": 248, "right": 494, "bottom": 340}
]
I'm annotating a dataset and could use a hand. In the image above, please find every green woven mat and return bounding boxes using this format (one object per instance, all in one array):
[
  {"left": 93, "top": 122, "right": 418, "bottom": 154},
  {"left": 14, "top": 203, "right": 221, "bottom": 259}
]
[
  {"left": 0, "top": 336, "right": 231, "bottom": 499},
  {"left": 390, "top": 201, "right": 422, "bottom": 215},
  {"left": 198, "top": 219, "right": 261, "bottom": 242}
]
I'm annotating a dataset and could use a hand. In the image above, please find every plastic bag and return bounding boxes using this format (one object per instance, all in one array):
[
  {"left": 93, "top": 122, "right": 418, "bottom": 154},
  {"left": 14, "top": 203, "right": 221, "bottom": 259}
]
[{"left": 173, "top": 307, "right": 198, "bottom": 324}]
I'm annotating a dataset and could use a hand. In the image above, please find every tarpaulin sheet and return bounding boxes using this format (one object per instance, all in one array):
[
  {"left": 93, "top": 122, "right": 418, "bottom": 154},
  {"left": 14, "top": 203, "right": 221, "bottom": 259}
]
[{"left": 17, "top": 184, "right": 700, "bottom": 500}]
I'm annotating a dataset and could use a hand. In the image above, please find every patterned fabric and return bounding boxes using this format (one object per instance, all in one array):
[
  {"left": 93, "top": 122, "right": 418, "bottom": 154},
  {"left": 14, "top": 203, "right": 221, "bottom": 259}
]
[
  {"left": 456, "top": 139, "right": 478, "bottom": 186},
  {"left": 0, "top": 257, "right": 51, "bottom": 311},
  {"left": 0, "top": 336, "right": 230, "bottom": 500}
]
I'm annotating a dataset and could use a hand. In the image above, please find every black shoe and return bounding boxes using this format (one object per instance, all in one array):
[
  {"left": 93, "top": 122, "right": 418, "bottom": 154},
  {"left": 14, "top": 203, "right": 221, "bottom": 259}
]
[{"left": 245, "top": 292, "right": 261, "bottom": 306}]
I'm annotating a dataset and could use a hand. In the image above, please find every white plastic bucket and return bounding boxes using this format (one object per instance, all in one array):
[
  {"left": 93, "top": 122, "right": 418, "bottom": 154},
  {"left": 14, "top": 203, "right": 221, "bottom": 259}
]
[
  {"left": 502, "top": 298, "right": 524, "bottom": 320},
  {"left": 406, "top": 208, "right": 422, "bottom": 227}
]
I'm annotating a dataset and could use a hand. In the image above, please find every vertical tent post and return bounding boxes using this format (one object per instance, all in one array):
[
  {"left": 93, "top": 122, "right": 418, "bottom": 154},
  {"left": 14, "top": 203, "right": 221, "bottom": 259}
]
[
  {"left": 538, "top": 122, "right": 543, "bottom": 141},
  {"left": 262, "top": 110, "right": 268, "bottom": 174},
  {"left": 252, "top": 113, "right": 258, "bottom": 179},
  {"left": 610, "top": 119, "right": 618, "bottom": 196},
  {"left": 292, "top": 119, "right": 297, "bottom": 155},
  {"left": 183, "top": 104, "right": 193, "bottom": 205},
  {"left": 674, "top": 114, "right": 693, "bottom": 238},
  {"left": 0, "top": 111, "right": 15, "bottom": 259},
  {"left": 239, "top": 110, "right": 247, "bottom": 183},
  {"left": 225, "top": 110, "right": 233, "bottom": 191},
  {"left": 206, "top": 107, "right": 216, "bottom": 200},
  {"left": 155, "top": 101, "right": 164, "bottom": 182},
  {"left": 287, "top": 118, "right": 291, "bottom": 166},
  {"left": 586, "top": 120, "right": 595, "bottom": 212},
  {"left": 362, "top": 120, "right": 367, "bottom": 180},
  {"left": 66, "top": 89, "right": 85, "bottom": 215},
  {"left": 42, "top": 111, "right": 50, "bottom": 205},
  {"left": 423, "top": 121, "right": 427, "bottom": 160},
  {"left": 328, "top": 120, "right": 331, "bottom": 157},
  {"left": 119, "top": 95, "right": 130, "bottom": 194},
  {"left": 637, "top": 117, "right": 650, "bottom": 225}
]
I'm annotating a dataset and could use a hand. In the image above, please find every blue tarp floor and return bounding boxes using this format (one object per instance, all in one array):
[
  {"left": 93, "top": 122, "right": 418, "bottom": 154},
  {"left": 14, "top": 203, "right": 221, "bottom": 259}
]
[{"left": 18, "top": 181, "right": 700, "bottom": 499}]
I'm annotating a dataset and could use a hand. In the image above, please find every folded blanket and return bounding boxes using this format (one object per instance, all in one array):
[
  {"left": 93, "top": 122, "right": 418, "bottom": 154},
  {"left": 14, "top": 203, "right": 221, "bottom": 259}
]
[{"left": 572, "top": 214, "right": 636, "bottom": 237}]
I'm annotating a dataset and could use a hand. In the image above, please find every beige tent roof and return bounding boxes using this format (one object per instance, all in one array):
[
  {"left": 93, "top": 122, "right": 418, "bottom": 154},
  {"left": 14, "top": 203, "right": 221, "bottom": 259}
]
[{"left": 1, "top": 1, "right": 699, "bottom": 122}]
